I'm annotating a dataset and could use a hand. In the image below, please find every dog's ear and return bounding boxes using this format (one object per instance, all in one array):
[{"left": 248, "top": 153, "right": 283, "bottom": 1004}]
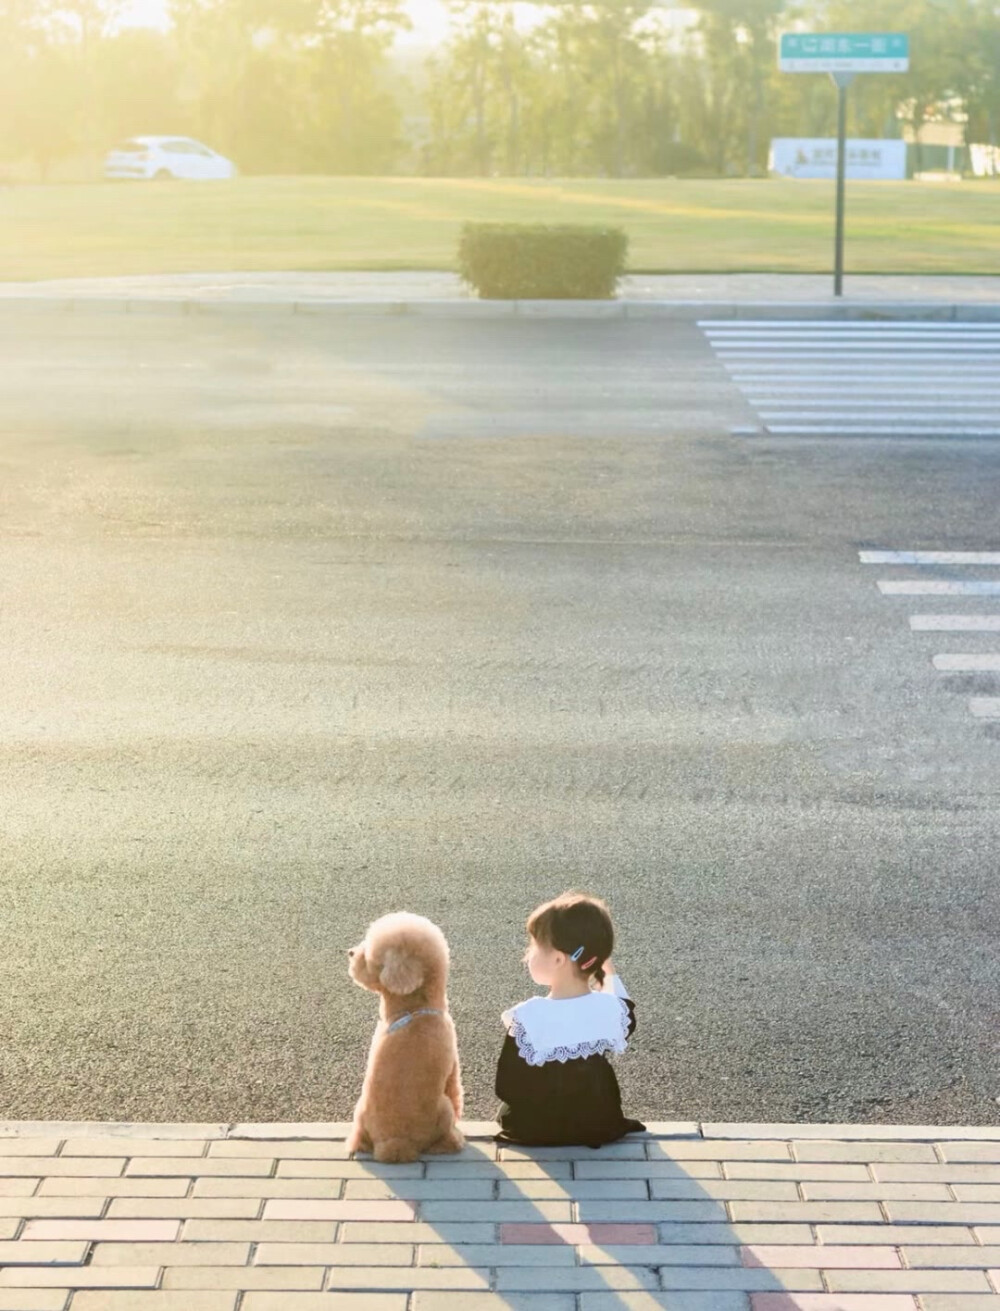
[{"left": 379, "top": 947, "right": 425, "bottom": 995}]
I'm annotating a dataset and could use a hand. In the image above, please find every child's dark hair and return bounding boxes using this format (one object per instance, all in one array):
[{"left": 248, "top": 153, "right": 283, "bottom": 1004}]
[{"left": 527, "top": 891, "right": 614, "bottom": 987}]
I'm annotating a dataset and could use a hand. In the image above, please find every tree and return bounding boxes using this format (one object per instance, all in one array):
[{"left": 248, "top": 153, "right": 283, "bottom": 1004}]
[{"left": 686, "top": 0, "right": 784, "bottom": 175}]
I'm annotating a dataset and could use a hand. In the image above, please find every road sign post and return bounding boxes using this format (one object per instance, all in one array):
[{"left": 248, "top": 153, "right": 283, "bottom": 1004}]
[
  {"left": 779, "top": 34, "right": 909, "bottom": 297},
  {"left": 832, "top": 71, "right": 852, "bottom": 297}
]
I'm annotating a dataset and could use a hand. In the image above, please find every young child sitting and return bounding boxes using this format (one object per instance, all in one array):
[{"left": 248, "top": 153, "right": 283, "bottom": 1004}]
[{"left": 494, "top": 890, "right": 646, "bottom": 1148}]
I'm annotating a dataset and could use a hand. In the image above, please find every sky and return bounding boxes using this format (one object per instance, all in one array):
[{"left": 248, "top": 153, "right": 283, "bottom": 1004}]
[
  {"left": 116, "top": 0, "right": 693, "bottom": 46},
  {"left": 119, "top": 0, "right": 476, "bottom": 44}
]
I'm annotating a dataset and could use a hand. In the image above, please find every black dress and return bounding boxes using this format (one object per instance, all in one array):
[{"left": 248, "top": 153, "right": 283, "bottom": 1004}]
[{"left": 494, "top": 974, "right": 646, "bottom": 1149}]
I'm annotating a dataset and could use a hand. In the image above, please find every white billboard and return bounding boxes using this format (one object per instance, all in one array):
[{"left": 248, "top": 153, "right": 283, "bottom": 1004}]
[
  {"left": 769, "top": 138, "right": 907, "bottom": 180},
  {"left": 970, "top": 143, "right": 1000, "bottom": 177}
]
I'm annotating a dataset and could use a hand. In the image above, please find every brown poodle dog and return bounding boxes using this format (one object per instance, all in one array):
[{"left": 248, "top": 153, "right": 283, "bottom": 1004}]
[{"left": 347, "top": 911, "right": 465, "bottom": 1163}]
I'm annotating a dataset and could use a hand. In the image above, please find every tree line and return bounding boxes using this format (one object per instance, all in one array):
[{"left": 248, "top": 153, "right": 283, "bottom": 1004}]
[{"left": 2, "top": 0, "right": 999, "bottom": 180}]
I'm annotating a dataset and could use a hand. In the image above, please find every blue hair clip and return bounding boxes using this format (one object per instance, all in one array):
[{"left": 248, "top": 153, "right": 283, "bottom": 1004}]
[{"left": 570, "top": 946, "right": 585, "bottom": 962}]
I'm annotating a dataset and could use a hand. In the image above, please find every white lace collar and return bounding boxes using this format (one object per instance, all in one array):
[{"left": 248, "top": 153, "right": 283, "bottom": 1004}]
[{"left": 501, "top": 985, "right": 630, "bottom": 1067}]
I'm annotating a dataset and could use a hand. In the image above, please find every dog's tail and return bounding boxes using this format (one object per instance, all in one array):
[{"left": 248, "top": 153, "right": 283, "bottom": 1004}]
[{"left": 372, "top": 1137, "right": 420, "bottom": 1164}]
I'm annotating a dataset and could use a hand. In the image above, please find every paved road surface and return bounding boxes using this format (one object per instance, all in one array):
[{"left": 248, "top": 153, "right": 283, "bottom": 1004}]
[{"left": 0, "top": 309, "right": 997, "bottom": 1127}]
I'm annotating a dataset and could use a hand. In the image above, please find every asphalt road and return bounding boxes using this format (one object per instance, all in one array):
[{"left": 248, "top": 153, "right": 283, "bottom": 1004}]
[{"left": 1, "top": 308, "right": 997, "bottom": 1128}]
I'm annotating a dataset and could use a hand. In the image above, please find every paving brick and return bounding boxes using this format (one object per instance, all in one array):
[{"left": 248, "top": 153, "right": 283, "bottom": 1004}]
[
  {"left": 725, "top": 1166, "right": 871, "bottom": 1182},
  {"left": 647, "top": 1143, "right": 792, "bottom": 1162},
  {"left": 38, "top": 1178, "right": 189, "bottom": 1198},
  {"left": 580, "top": 1295, "right": 749, "bottom": 1311},
  {"left": 345, "top": 1181, "right": 493, "bottom": 1201},
  {"left": 0, "top": 1141, "right": 63, "bottom": 1156},
  {"left": 917, "top": 1300, "right": 1000, "bottom": 1311},
  {"left": 576, "top": 1201, "right": 727, "bottom": 1222},
  {"left": 456, "top": 1124, "right": 504, "bottom": 1139},
  {"left": 499, "top": 1144, "right": 645, "bottom": 1161},
  {"left": 750, "top": 1298, "right": 917, "bottom": 1310},
  {"left": 209, "top": 1140, "right": 349, "bottom": 1159},
  {"left": 427, "top": 1145, "right": 498, "bottom": 1163},
  {"left": 421, "top": 1202, "right": 573, "bottom": 1223},
  {"left": 792, "top": 1144, "right": 937, "bottom": 1164},
  {"left": 278, "top": 1161, "right": 417, "bottom": 1179},
  {"left": 0, "top": 1159, "right": 125, "bottom": 1177},
  {"left": 125, "top": 1158, "right": 273, "bottom": 1177},
  {"left": 578, "top": 1244, "right": 740, "bottom": 1266},
  {"left": 938, "top": 1146, "right": 1000, "bottom": 1164},
  {"left": 22, "top": 1220, "right": 180, "bottom": 1242},
  {"left": 885, "top": 1204, "right": 1000, "bottom": 1224},
  {"left": 0, "top": 1180, "right": 43, "bottom": 1196},
  {"left": 194, "top": 1179, "right": 344, "bottom": 1198},
  {"left": 496, "top": 1180, "right": 648, "bottom": 1200},
  {"left": 901, "top": 1249, "right": 1000, "bottom": 1269},
  {"left": 978, "top": 1231, "right": 1000, "bottom": 1245},
  {"left": 206, "top": 1165, "right": 420, "bottom": 1184},
  {"left": 162, "top": 1265, "right": 326, "bottom": 1289},
  {"left": 92, "top": 1242, "right": 251, "bottom": 1265},
  {"left": 0, "top": 1124, "right": 226, "bottom": 1141},
  {"left": 660, "top": 1225, "right": 815, "bottom": 1245},
  {"left": 649, "top": 1183, "right": 799, "bottom": 1202},
  {"left": 61, "top": 1140, "right": 209, "bottom": 1158},
  {"left": 106, "top": 1199, "right": 261, "bottom": 1219},
  {"left": 413, "top": 1296, "right": 574, "bottom": 1311},
  {"left": 801, "top": 1183, "right": 951, "bottom": 1201},
  {"left": 261, "top": 1200, "right": 416, "bottom": 1221},
  {"left": 425, "top": 1162, "right": 572, "bottom": 1180},
  {"left": 874, "top": 1167, "right": 1000, "bottom": 1185},
  {"left": 574, "top": 1162, "right": 721, "bottom": 1180},
  {"left": 501, "top": 1222, "right": 658, "bottom": 1244},
  {"left": 658, "top": 1270, "right": 824, "bottom": 1292},
  {"left": 0, "top": 1266, "right": 160, "bottom": 1288},
  {"left": 741, "top": 1248, "right": 901, "bottom": 1269},
  {"left": 71, "top": 1295, "right": 238, "bottom": 1311},
  {"left": 243, "top": 1297, "right": 406, "bottom": 1311},
  {"left": 705, "top": 1124, "right": 969, "bottom": 1141},
  {"left": 0, "top": 1293, "right": 68, "bottom": 1310},
  {"left": 815, "top": 1226, "right": 976, "bottom": 1245},
  {"left": 0, "top": 1200, "right": 106, "bottom": 1220},
  {"left": 729, "top": 1203, "right": 884, "bottom": 1223},
  {"left": 326, "top": 1269, "right": 492, "bottom": 1291},
  {"left": 496, "top": 1266, "right": 659, "bottom": 1291},
  {"left": 180, "top": 1220, "right": 339, "bottom": 1242},
  {"left": 0, "top": 1221, "right": 17, "bottom": 1240},
  {"left": 954, "top": 1188, "right": 1000, "bottom": 1202},
  {"left": 418, "top": 1244, "right": 576, "bottom": 1267},
  {"left": 826, "top": 1272, "right": 992, "bottom": 1293},
  {"left": 257, "top": 1242, "right": 414, "bottom": 1266},
  {"left": 227, "top": 1123, "right": 351, "bottom": 1139},
  {"left": 0, "top": 1241, "right": 88, "bottom": 1266},
  {"left": 340, "top": 1224, "right": 494, "bottom": 1244}
]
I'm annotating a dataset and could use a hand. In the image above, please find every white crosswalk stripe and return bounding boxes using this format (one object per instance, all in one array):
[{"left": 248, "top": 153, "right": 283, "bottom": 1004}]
[
  {"left": 860, "top": 548, "right": 1000, "bottom": 723},
  {"left": 702, "top": 321, "right": 1000, "bottom": 438}
]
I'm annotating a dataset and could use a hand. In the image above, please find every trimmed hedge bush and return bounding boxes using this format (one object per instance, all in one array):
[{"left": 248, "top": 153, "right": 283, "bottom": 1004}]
[{"left": 457, "top": 222, "right": 628, "bottom": 299}]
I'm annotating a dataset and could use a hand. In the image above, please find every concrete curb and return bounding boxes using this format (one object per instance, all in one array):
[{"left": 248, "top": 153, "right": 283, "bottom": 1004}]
[
  {"left": 1, "top": 1120, "right": 998, "bottom": 1140},
  {"left": 1, "top": 297, "right": 999, "bottom": 321}
]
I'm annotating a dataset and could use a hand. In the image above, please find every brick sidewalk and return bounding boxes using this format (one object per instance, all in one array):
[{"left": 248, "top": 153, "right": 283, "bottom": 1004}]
[{"left": 0, "top": 1121, "right": 999, "bottom": 1309}]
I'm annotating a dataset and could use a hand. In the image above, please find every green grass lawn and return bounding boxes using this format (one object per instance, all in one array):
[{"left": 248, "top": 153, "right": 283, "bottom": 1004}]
[{"left": 3, "top": 175, "right": 998, "bottom": 280}]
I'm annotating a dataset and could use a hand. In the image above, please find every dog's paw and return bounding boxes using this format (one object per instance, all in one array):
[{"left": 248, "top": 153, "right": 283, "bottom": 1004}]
[{"left": 346, "top": 1127, "right": 372, "bottom": 1157}]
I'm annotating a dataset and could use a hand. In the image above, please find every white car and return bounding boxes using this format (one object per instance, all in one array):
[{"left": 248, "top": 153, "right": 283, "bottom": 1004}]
[{"left": 105, "top": 136, "right": 237, "bottom": 182}]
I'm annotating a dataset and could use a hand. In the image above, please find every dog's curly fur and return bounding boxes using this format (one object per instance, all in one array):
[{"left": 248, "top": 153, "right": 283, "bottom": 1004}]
[{"left": 347, "top": 912, "right": 465, "bottom": 1163}]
